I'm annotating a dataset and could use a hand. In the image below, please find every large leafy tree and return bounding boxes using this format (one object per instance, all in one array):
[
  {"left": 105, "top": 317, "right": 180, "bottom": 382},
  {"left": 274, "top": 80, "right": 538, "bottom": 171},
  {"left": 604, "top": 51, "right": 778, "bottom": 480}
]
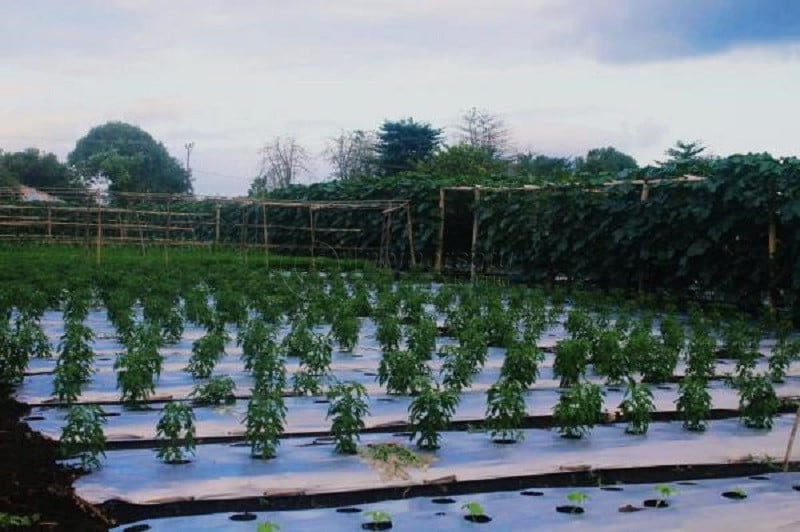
[
  {"left": 512, "top": 152, "right": 576, "bottom": 183},
  {"left": 68, "top": 122, "right": 191, "bottom": 194},
  {"left": 417, "top": 144, "right": 508, "bottom": 179},
  {"left": 0, "top": 148, "right": 78, "bottom": 189},
  {"left": 577, "top": 146, "right": 638, "bottom": 176},
  {"left": 376, "top": 118, "right": 442, "bottom": 175}
]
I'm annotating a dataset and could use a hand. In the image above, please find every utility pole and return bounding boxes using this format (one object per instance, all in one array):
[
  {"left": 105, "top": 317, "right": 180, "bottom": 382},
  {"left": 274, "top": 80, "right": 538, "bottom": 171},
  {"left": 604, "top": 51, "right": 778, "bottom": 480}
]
[{"left": 184, "top": 142, "right": 195, "bottom": 173}]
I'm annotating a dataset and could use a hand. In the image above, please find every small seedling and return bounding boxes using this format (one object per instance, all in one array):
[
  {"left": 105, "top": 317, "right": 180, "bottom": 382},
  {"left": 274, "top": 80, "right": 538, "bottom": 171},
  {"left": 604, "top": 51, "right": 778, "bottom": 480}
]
[
  {"left": 190, "top": 375, "right": 236, "bottom": 405},
  {"left": 461, "top": 501, "right": 486, "bottom": 517},
  {"left": 654, "top": 484, "right": 677, "bottom": 504},
  {"left": 256, "top": 521, "right": 281, "bottom": 532},
  {"left": 566, "top": 491, "right": 589, "bottom": 508},
  {"left": 326, "top": 381, "right": 369, "bottom": 454},
  {"left": 364, "top": 511, "right": 392, "bottom": 524}
]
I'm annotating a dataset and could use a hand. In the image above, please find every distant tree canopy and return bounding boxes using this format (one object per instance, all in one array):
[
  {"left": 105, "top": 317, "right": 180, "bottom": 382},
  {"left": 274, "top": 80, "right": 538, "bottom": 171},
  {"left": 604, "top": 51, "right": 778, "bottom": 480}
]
[
  {"left": 577, "top": 146, "right": 639, "bottom": 176},
  {"left": 657, "top": 140, "right": 715, "bottom": 175},
  {"left": 512, "top": 153, "right": 577, "bottom": 183},
  {"left": 376, "top": 118, "right": 443, "bottom": 175},
  {"left": 68, "top": 122, "right": 191, "bottom": 195},
  {"left": 417, "top": 144, "right": 509, "bottom": 178},
  {"left": 0, "top": 148, "right": 79, "bottom": 189}
]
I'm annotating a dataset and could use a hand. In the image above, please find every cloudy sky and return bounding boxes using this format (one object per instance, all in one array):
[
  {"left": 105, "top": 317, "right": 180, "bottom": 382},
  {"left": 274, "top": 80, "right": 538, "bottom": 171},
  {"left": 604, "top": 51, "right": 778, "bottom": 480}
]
[{"left": 2, "top": 0, "right": 799, "bottom": 195}]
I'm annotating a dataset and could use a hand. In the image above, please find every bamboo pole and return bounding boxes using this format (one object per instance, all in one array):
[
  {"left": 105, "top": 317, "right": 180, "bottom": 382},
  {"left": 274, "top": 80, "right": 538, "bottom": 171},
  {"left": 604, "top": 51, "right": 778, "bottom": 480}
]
[
  {"left": 405, "top": 204, "right": 416, "bottom": 267},
  {"left": 95, "top": 203, "right": 103, "bottom": 265},
  {"left": 214, "top": 204, "right": 221, "bottom": 245},
  {"left": 783, "top": 405, "right": 800, "bottom": 472},
  {"left": 46, "top": 207, "right": 52, "bottom": 238},
  {"left": 309, "top": 207, "right": 316, "bottom": 268},
  {"left": 262, "top": 201, "right": 270, "bottom": 267},
  {"left": 470, "top": 187, "right": 481, "bottom": 282},
  {"left": 638, "top": 182, "right": 649, "bottom": 294},
  {"left": 435, "top": 187, "right": 445, "bottom": 272}
]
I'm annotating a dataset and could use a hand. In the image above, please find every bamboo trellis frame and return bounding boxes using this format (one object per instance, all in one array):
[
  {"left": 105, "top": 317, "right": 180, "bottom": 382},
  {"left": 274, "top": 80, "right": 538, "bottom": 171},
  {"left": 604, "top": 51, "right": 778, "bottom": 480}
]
[
  {"left": 0, "top": 188, "right": 416, "bottom": 266},
  {"left": 435, "top": 175, "right": 709, "bottom": 281}
]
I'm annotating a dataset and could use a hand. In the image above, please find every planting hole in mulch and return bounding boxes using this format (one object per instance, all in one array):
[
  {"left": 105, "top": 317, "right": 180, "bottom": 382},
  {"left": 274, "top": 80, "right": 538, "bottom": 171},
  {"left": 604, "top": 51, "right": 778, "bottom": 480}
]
[
  {"left": 377, "top": 398, "right": 394, "bottom": 403},
  {"left": 656, "top": 385, "right": 672, "bottom": 390},
  {"left": 722, "top": 491, "right": 748, "bottom": 500},
  {"left": 336, "top": 507, "right": 363, "bottom": 513},
  {"left": 362, "top": 521, "right": 392, "bottom": 530},
  {"left": 313, "top": 399, "right": 330, "bottom": 404},
  {"left": 643, "top": 499, "right": 669, "bottom": 508},
  {"left": 606, "top": 387, "right": 622, "bottom": 392},
  {"left": 464, "top": 515, "right": 492, "bottom": 523},
  {"left": 164, "top": 459, "right": 192, "bottom": 465},
  {"left": 556, "top": 505, "right": 584, "bottom": 514},
  {"left": 792, "top": 485, "right": 800, "bottom": 492},
  {"left": 435, "top": 512, "right": 447, "bottom": 516},
  {"left": 618, "top": 504, "right": 642, "bottom": 513},
  {"left": 560, "top": 433, "right": 584, "bottom": 440},
  {"left": 678, "top": 481, "right": 698, "bottom": 486},
  {"left": 229, "top": 513, "right": 257, "bottom": 521},
  {"left": 521, "top": 491, "right": 544, "bottom": 496},
  {"left": 601, "top": 486, "right": 624, "bottom": 491},
  {"left": 431, "top": 498, "right": 456, "bottom": 504},
  {"left": 363, "top": 372, "right": 378, "bottom": 377},
  {"left": 749, "top": 476, "right": 769, "bottom": 480},
  {"left": 492, "top": 438, "right": 518, "bottom": 445},
  {"left": 392, "top": 432, "right": 413, "bottom": 438},
  {"left": 123, "top": 525, "right": 151, "bottom": 532},
  {"left": 23, "top": 415, "right": 45, "bottom": 421}
]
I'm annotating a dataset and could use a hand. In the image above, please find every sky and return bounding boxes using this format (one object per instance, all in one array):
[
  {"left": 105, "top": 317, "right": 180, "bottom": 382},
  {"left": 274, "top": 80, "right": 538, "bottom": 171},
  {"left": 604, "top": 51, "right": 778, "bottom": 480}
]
[{"left": 1, "top": 0, "right": 800, "bottom": 195}]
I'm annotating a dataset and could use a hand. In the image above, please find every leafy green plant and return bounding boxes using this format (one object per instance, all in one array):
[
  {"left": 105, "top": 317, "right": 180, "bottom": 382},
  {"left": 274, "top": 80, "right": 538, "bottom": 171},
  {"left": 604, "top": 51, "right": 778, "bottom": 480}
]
[
  {"left": 405, "top": 314, "right": 437, "bottom": 360},
  {"left": 686, "top": 320, "right": 717, "bottom": 380},
  {"left": 156, "top": 401, "right": 196, "bottom": 463},
  {"left": 461, "top": 501, "right": 486, "bottom": 517},
  {"left": 566, "top": 491, "right": 589, "bottom": 508},
  {"left": 553, "top": 338, "right": 590, "bottom": 387},
  {"left": 190, "top": 375, "right": 236, "bottom": 405},
  {"left": 237, "top": 317, "right": 278, "bottom": 373},
  {"left": 60, "top": 404, "right": 107, "bottom": 470},
  {"left": 738, "top": 374, "right": 778, "bottom": 429},
  {"left": 256, "top": 522, "right": 281, "bottom": 532},
  {"left": 553, "top": 381, "right": 604, "bottom": 438},
  {"left": 330, "top": 304, "right": 360, "bottom": 352},
  {"left": 408, "top": 379, "right": 459, "bottom": 450},
  {"left": 326, "top": 381, "right": 369, "bottom": 454},
  {"left": 619, "top": 379, "right": 655, "bottom": 435},
  {"left": 375, "top": 313, "right": 402, "bottom": 352},
  {"left": 624, "top": 320, "right": 658, "bottom": 376},
  {"left": 439, "top": 344, "right": 481, "bottom": 393},
  {"left": 378, "top": 349, "right": 429, "bottom": 395},
  {"left": 675, "top": 377, "right": 711, "bottom": 431},
  {"left": 0, "top": 513, "right": 40, "bottom": 528},
  {"left": 592, "top": 328, "right": 627, "bottom": 384},
  {"left": 363, "top": 511, "right": 392, "bottom": 524},
  {"left": 186, "top": 326, "right": 229, "bottom": 379},
  {"left": 769, "top": 336, "right": 800, "bottom": 383},
  {"left": 654, "top": 484, "right": 677, "bottom": 504},
  {"left": 500, "top": 340, "right": 544, "bottom": 389},
  {"left": 52, "top": 317, "right": 95, "bottom": 403},
  {"left": 280, "top": 319, "right": 315, "bottom": 357},
  {"left": 245, "top": 388, "right": 287, "bottom": 459},
  {"left": 485, "top": 377, "right": 526, "bottom": 443}
]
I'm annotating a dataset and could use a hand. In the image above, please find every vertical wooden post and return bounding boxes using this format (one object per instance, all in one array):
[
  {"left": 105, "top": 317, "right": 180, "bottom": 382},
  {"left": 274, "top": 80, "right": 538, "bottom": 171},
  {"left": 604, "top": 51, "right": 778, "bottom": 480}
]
[
  {"left": 637, "top": 182, "right": 650, "bottom": 294},
  {"left": 435, "top": 187, "right": 445, "bottom": 273},
  {"left": 470, "top": 187, "right": 481, "bottom": 282},
  {"left": 46, "top": 206, "right": 52, "bottom": 238},
  {"left": 137, "top": 212, "right": 145, "bottom": 254},
  {"left": 165, "top": 199, "right": 172, "bottom": 265},
  {"left": 783, "top": 405, "right": 800, "bottom": 472},
  {"left": 309, "top": 206, "right": 316, "bottom": 267},
  {"left": 95, "top": 204, "right": 103, "bottom": 265},
  {"left": 262, "top": 201, "right": 270, "bottom": 267},
  {"left": 240, "top": 203, "right": 248, "bottom": 252},
  {"left": 405, "top": 204, "right": 416, "bottom": 268},
  {"left": 386, "top": 211, "right": 393, "bottom": 268},
  {"left": 214, "top": 204, "right": 221, "bottom": 246}
]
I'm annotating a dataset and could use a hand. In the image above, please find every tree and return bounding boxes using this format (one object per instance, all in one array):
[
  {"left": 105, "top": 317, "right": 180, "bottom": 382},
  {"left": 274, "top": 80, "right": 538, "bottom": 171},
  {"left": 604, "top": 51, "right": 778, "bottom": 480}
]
[
  {"left": 250, "top": 136, "right": 309, "bottom": 195},
  {"left": 657, "top": 140, "right": 714, "bottom": 175},
  {"left": 0, "top": 152, "right": 18, "bottom": 187},
  {"left": 1, "top": 148, "right": 79, "bottom": 189},
  {"left": 376, "top": 118, "right": 442, "bottom": 175},
  {"left": 512, "top": 152, "right": 576, "bottom": 183},
  {"left": 577, "top": 146, "right": 638, "bottom": 176},
  {"left": 325, "top": 129, "right": 378, "bottom": 180},
  {"left": 68, "top": 122, "right": 191, "bottom": 194},
  {"left": 416, "top": 144, "right": 508, "bottom": 178},
  {"left": 457, "top": 107, "right": 510, "bottom": 157}
]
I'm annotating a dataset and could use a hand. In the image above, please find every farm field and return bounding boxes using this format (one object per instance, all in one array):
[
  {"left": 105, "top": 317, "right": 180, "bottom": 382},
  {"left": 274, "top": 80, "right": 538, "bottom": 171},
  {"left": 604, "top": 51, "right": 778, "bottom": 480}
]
[{"left": 2, "top": 245, "right": 800, "bottom": 530}]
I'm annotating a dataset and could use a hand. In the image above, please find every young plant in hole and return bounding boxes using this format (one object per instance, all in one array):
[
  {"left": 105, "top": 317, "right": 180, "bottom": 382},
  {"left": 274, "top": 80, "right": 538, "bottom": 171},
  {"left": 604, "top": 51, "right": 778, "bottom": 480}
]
[
  {"left": 378, "top": 349, "right": 429, "bottom": 395},
  {"left": 768, "top": 332, "right": 800, "bottom": 383},
  {"left": 653, "top": 484, "right": 677, "bottom": 506},
  {"left": 326, "top": 381, "right": 369, "bottom": 454},
  {"left": 500, "top": 339, "right": 544, "bottom": 389},
  {"left": 237, "top": 317, "right": 278, "bottom": 373},
  {"left": 619, "top": 378, "right": 655, "bottom": 435},
  {"left": 553, "top": 381, "right": 604, "bottom": 439},
  {"left": 190, "top": 375, "right": 236, "bottom": 405},
  {"left": 485, "top": 377, "right": 526, "bottom": 443},
  {"left": 405, "top": 313, "right": 437, "bottom": 360},
  {"left": 60, "top": 404, "right": 107, "bottom": 470},
  {"left": 462, "top": 501, "right": 487, "bottom": 518},
  {"left": 280, "top": 318, "right": 314, "bottom": 358},
  {"left": 566, "top": 491, "right": 589, "bottom": 510},
  {"left": 375, "top": 313, "right": 402, "bottom": 352},
  {"left": 624, "top": 320, "right": 658, "bottom": 376},
  {"left": 675, "top": 377, "right": 711, "bottom": 432},
  {"left": 592, "top": 328, "right": 627, "bottom": 385},
  {"left": 186, "top": 325, "right": 229, "bottom": 379},
  {"left": 330, "top": 303, "right": 360, "bottom": 352},
  {"left": 256, "top": 522, "right": 281, "bottom": 532},
  {"left": 156, "top": 401, "right": 196, "bottom": 463},
  {"left": 686, "top": 320, "right": 717, "bottom": 380},
  {"left": 738, "top": 373, "right": 779, "bottom": 429},
  {"left": 52, "top": 316, "right": 95, "bottom": 403},
  {"left": 363, "top": 510, "right": 391, "bottom": 525},
  {"left": 245, "top": 387, "right": 287, "bottom": 459},
  {"left": 115, "top": 347, "right": 156, "bottom": 405},
  {"left": 13, "top": 311, "right": 51, "bottom": 359},
  {"left": 408, "top": 378, "right": 459, "bottom": 450},
  {"left": 483, "top": 296, "right": 516, "bottom": 347},
  {"left": 439, "top": 344, "right": 480, "bottom": 393},
  {"left": 553, "top": 338, "right": 590, "bottom": 387}
]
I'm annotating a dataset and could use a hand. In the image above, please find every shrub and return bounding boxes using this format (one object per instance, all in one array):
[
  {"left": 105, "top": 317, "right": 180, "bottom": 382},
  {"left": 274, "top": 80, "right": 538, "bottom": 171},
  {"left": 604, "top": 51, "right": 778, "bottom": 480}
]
[
  {"left": 245, "top": 388, "right": 287, "bottom": 459},
  {"left": 405, "top": 313, "right": 437, "bottom": 360},
  {"left": 738, "top": 374, "right": 778, "bottom": 429},
  {"left": 485, "top": 377, "right": 527, "bottom": 443},
  {"left": 60, "top": 405, "right": 107, "bottom": 470},
  {"left": 408, "top": 379, "right": 459, "bottom": 450},
  {"left": 500, "top": 340, "right": 544, "bottom": 389},
  {"left": 375, "top": 313, "right": 402, "bottom": 352},
  {"left": 378, "top": 350, "right": 429, "bottom": 395},
  {"left": 186, "top": 326, "right": 229, "bottom": 379},
  {"left": 190, "top": 375, "right": 236, "bottom": 405},
  {"left": 281, "top": 319, "right": 315, "bottom": 357},
  {"left": 686, "top": 320, "right": 716, "bottom": 380},
  {"left": 591, "top": 329, "right": 627, "bottom": 384},
  {"left": 439, "top": 344, "right": 480, "bottom": 393},
  {"left": 619, "top": 379, "right": 655, "bottom": 435},
  {"left": 553, "top": 381, "right": 603, "bottom": 438},
  {"left": 769, "top": 335, "right": 800, "bottom": 383},
  {"left": 52, "top": 317, "right": 95, "bottom": 403},
  {"left": 553, "top": 338, "right": 590, "bottom": 388},
  {"left": 675, "top": 377, "right": 711, "bottom": 431},
  {"left": 156, "top": 402, "right": 196, "bottom": 463},
  {"left": 326, "top": 381, "right": 369, "bottom": 454},
  {"left": 238, "top": 318, "right": 278, "bottom": 373}
]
